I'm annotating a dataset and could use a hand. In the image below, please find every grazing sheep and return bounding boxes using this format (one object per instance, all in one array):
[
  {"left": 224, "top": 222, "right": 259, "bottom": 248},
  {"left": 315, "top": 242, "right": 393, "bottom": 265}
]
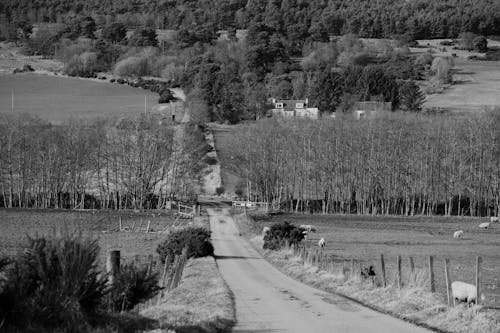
[
  {"left": 453, "top": 230, "right": 464, "bottom": 239},
  {"left": 452, "top": 281, "right": 478, "bottom": 306},
  {"left": 300, "top": 224, "right": 317, "bottom": 233},
  {"left": 262, "top": 227, "right": 271, "bottom": 235},
  {"left": 361, "top": 265, "right": 376, "bottom": 282},
  {"left": 491, "top": 216, "right": 499, "bottom": 223},
  {"left": 302, "top": 229, "right": 309, "bottom": 240},
  {"left": 318, "top": 238, "right": 326, "bottom": 248},
  {"left": 479, "top": 222, "right": 490, "bottom": 229}
]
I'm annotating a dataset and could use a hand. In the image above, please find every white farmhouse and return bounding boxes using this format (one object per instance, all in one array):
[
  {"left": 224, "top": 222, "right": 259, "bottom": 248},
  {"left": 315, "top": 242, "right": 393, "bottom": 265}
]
[{"left": 270, "top": 98, "right": 319, "bottom": 119}]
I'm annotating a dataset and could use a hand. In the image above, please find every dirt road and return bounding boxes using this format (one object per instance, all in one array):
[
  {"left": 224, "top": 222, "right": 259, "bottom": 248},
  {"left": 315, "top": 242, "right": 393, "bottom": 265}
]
[{"left": 208, "top": 207, "right": 432, "bottom": 333}]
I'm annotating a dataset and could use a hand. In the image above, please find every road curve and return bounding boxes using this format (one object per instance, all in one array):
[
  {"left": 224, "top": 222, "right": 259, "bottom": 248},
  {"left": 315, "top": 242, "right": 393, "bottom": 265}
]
[{"left": 208, "top": 207, "right": 432, "bottom": 333}]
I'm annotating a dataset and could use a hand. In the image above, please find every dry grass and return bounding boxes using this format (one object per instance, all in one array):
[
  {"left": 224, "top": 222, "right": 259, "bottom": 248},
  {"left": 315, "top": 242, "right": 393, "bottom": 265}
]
[
  {"left": 261, "top": 245, "right": 500, "bottom": 333},
  {"left": 141, "top": 256, "right": 235, "bottom": 333}
]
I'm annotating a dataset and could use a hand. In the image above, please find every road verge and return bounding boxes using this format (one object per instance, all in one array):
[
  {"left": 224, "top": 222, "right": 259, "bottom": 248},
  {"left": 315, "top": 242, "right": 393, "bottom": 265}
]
[{"left": 141, "top": 256, "right": 235, "bottom": 333}]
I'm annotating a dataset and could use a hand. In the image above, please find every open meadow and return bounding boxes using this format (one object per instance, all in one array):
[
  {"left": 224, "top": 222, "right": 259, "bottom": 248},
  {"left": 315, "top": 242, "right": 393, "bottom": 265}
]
[
  {"left": 0, "top": 209, "right": 179, "bottom": 266},
  {"left": 411, "top": 39, "right": 500, "bottom": 112},
  {"left": 0, "top": 73, "right": 159, "bottom": 123},
  {"left": 250, "top": 212, "right": 500, "bottom": 308}
]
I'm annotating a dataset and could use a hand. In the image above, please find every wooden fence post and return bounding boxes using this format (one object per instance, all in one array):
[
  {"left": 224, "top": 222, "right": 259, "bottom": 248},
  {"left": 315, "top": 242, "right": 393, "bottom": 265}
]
[
  {"left": 428, "top": 256, "right": 435, "bottom": 293},
  {"left": 147, "top": 254, "right": 154, "bottom": 275},
  {"left": 119, "top": 216, "right": 122, "bottom": 231},
  {"left": 444, "top": 258, "right": 452, "bottom": 306},
  {"left": 397, "top": 255, "right": 402, "bottom": 289},
  {"left": 380, "top": 254, "right": 387, "bottom": 287},
  {"left": 409, "top": 256, "right": 415, "bottom": 275},
  {"left": 146, "top": 220, "right": 151, "bottom": 233},
  {"left": 106, "top": 250, "right": 120, "bottom": 285},
  {"left": 476, "top": 256, "right": 482, "bottom": 306}
]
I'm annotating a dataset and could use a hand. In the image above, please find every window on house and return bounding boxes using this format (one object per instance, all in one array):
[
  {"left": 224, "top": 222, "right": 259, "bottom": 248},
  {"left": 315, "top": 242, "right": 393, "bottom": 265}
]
[
  {"left": 275, "top": 103, "right": 283, "bottom": 108},
  {"left": 296, "top": 103, "right": 304, "bottom": 109}
]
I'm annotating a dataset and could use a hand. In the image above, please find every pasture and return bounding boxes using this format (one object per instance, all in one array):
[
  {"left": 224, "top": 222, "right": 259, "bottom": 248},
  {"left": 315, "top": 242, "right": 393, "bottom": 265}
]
[
  {"left": 0, "top": 73, "right": 158, "bottom": 123},
  {"left": 212, "top": 124, "right": 245, "bottom": 197},
  {"left": 410, "top": 39, "right": 500, "bottom": 112},
  {"left": 251, "top": 213, "right": 500, "bottom": 307},
  {"left": 0, "top": 209, "right": 179, "bottom": 266}
]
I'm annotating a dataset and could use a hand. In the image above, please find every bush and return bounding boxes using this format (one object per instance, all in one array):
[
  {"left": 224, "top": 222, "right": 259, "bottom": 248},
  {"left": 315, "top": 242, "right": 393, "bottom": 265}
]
[
  {"left": 0, "top": 234, "right": 108, "bottom": 331},
  {"left": 156, "top": 227, "right": 214, "bottom": 264},
  {"left": 106, "top": 263, "right": 161, "bottom": 312},
  {"left": 216, "top": 187, "right": 225, "bottom": 195},
  {"left": 204, "top": 156, "right": 218, "bottom": 165},
  {"left": 263, "top": 221, "right": 305, "bottom": 250},
  {"left": 114, "top": 56, "right": 149, "bottom": 77},
  {"left": 158, "top": 89, "right": 178, "bottom": 104}
]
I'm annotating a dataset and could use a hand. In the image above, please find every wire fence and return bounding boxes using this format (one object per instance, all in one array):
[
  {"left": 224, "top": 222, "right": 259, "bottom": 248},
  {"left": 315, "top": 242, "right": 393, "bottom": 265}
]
[{"left": 287, "top": 242, "right": 500, "bottom": 308}]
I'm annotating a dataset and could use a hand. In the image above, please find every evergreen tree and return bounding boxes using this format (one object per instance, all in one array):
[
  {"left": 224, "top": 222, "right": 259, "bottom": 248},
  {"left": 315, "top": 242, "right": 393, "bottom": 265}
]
[{"left": 399, "top": 81, "right": 425, "bottom": 112}]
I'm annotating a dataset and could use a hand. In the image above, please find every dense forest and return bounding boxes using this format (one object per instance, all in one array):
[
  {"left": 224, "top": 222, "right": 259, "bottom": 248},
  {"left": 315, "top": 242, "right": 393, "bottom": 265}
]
[
  {"left": 226, "top": 112, "right": 500, "bottom": 217},
  {"left": 2, "top": 0, "right": 500, "bottom": 40}
]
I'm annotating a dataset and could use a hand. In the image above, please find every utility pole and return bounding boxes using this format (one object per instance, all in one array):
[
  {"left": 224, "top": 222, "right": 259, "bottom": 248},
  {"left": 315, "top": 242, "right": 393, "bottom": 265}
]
[
  {"left": 11, "top": 91, "right": 14, "bottom": 112},
  {"left": 144, "top": 95, "right": 147, "bottom": 114}
]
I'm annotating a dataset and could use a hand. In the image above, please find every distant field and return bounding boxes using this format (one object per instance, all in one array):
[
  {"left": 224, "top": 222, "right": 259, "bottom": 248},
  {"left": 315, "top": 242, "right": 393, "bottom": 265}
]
[
  {"left": 0, "top": 209, "right": 177, "bottom": 266},
  {"left": 212, "top": 124, "right": 244, "bottom": 197},
  {"left": 251, "top": 213, "right": 500, "bottom": 306},
  {"left": 411, "top": 39, "right": 500, "bottom": 112},
  {"left": 0, "top": 73, "right": 158, "bottom": 123}
]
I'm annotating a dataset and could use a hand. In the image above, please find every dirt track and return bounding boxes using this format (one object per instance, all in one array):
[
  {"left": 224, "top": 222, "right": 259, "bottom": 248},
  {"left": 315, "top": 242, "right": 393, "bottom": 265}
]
[{"left": 208, "top": 207, "right": 432, "bottom": 333}]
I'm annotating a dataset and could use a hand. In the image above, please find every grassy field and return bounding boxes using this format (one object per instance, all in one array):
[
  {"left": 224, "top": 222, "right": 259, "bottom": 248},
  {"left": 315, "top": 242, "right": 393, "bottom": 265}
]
[
  {"left": 250, "top": 212, "right": 500, "bottom": 307},
  {"left": 212, "top": 124, "right": 244, "bottom": 197},
  {"left": 0, "top": 73, "right": 158, "bottom": 123},
  {"left": 410, "top": 39, "right": 500, "bottom": 112},
  {"left": 0, "top": 209, "right": 179, "bottom": 266}
]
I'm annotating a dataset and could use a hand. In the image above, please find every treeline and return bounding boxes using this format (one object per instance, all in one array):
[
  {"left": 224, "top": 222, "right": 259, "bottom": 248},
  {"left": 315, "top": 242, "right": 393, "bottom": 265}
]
[
  {"left": 0, "top": 114, "right": 208, "bottom": 209},
  {"left": 2, "top": 0, "right": 500, "bottom": 40},
  {"left": 227, "top": 112, "right": 500, "bottom": 217}
]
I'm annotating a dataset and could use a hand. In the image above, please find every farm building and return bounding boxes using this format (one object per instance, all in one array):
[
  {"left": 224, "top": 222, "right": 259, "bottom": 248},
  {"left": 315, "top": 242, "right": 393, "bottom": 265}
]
[
  {"left": 270, "top": 98, "right": 320, "bottom": 120},
  {"left": 353, "top": 101, "right": 391, "bottom": 119}
]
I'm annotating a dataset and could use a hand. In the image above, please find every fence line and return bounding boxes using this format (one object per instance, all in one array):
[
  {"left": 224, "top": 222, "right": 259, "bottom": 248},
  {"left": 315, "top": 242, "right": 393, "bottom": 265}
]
[
  {"left": 107, "top": 248, "right": 189, "bottom": 311},
  {"left": 286, "top": 244, "right": 500, "bottom": 308}
]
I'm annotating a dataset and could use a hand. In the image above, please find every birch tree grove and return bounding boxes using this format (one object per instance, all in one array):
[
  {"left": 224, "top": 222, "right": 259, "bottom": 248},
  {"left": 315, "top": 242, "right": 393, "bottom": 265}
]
[
  {"left": 228, "top": 112, "right": 500, "bottom": 217},
  {"left": 0, "top": 113, "right": 202, "bottom": 209}
]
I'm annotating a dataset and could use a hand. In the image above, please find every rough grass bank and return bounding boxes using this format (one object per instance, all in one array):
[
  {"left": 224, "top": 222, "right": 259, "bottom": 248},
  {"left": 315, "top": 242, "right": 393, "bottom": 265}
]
[{"left": 141, "top": 256, "right": 235, "bottom": 333}]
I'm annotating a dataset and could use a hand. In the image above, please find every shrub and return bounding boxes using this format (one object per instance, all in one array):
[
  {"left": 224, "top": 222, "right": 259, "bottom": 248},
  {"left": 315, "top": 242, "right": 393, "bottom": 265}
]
[
  {"left": 216, "top": 187, "right": 225, "bottom": 195},
  {"left": 156, "top": 227, "right": 214, "bottom": 264},
  {"left": 158, "top": 89, "right": 178, "bottom": 104},
  {"left": 106, "top": 263, "right": 161, "bottom": 312},
  {"left": 0, "top": 234, "right": 108, "bottom": 331},
  {"left": 204, "top": 156, "right": 218, "bottom": 165},
  {"left": 263, "top": 221, "right": 305, "bottom": 250},
  {"left": 114, "top": 56, "right": 149, "bottom": 77}
]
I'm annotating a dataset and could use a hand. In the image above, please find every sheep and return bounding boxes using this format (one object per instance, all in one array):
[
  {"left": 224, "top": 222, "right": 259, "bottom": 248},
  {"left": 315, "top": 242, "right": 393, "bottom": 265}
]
[
  {"left": 262, "top": 226, "right": 271, "bottom": 235},
  {"left": 453, "top": 230, "right": 464, "bottom": 239},
  {"left": 491, "top": 216, "right": 499, "bottom": 223},
  {"left": 300, "top": 224, "right": 317, "bottom": 233},
  {"left": 360, "top": 265, "right": 376, "bottom": 283},
  {"left": 479, "top": 222, "right": 490, "bottom": 229},
  {"left": 318, "top": 238, "right": 326, "bottom": 248},
  {"left": 452, "top": 281, "right": 481, "bottom": 306}
]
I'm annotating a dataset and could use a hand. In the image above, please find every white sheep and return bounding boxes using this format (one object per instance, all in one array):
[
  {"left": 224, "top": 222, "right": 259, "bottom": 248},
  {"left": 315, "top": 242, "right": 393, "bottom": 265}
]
[
  {"left": 452, "top": 281, "right": 481, "bottom": 306},
  {"left": 453, "top": 230, "right": 464, "bottom": 239},
  {"left": 491, "top": 216, "right": 499, "bottom": 223},
  {"left": 300, "top": 224, "right": 317, "bottom": 233},
  {"left": 318, "top": 238, "right": 326, "bottom": 248},
  {"left": 479, "top": 222, "right": 490, "bottom": 229},
  {"left": 262, "top": 226, "right": 271, "bottom": 235}
]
